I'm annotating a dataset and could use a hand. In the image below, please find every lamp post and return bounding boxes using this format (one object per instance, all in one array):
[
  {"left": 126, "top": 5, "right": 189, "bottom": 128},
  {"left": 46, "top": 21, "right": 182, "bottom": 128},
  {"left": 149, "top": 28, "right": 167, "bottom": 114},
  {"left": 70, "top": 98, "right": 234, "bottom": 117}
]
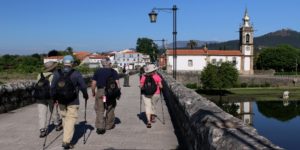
[{"left": 149, "top": 5, "right": 178, "bottom": 79}]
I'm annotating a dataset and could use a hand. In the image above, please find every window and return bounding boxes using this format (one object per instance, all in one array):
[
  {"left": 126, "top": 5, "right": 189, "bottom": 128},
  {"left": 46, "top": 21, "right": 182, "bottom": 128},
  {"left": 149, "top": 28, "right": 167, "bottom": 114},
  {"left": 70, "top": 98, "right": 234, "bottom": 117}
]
[
  {"left": 188, "top": 60, "right": 193, "bottom": 67},
  {"left": 232, "top": 57, "right": 237, "bottom": 65},
  {"left": 246, "top": 34, "right": 250, "bottom": 43},
  {"left": 217, "top": 59, "right": 223, "bottom": 66},
  {"left": 212, "top": 59, "right": 216, "bottom": 65}
]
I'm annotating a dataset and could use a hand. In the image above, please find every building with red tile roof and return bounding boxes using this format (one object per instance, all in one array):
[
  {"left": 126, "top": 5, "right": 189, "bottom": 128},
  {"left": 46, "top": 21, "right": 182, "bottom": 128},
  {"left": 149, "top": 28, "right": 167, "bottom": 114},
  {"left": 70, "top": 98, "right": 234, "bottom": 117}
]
[{"left": 164, "top": 9, "right": 254, "bottom": 75}]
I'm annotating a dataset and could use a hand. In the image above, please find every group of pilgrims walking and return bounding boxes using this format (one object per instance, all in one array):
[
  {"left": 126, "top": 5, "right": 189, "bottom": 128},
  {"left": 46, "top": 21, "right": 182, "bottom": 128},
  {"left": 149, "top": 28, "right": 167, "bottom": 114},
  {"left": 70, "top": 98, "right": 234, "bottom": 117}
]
[{"left": 34, "top": 55, "right": 163, "bottom": 149}]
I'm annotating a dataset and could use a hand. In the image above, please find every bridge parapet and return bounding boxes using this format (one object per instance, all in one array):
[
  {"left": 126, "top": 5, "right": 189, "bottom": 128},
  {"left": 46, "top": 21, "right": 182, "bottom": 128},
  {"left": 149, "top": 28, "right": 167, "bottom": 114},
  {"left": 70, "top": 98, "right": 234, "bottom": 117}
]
[
  {"left": 0, "top": 80, "right": 36, "bottom": 113},
  {"left": 160, "top": 71, "right": 283, "bottom": 150}
]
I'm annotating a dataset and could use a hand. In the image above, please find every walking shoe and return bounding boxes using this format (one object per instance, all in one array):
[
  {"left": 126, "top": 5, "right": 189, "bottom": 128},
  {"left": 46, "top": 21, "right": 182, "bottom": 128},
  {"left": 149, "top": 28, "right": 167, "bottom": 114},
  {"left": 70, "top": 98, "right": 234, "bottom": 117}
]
[
  {"left": 96, "top": 128, "right": 106, "bottom": 135},
  {"left": 62, "top": 142, "right": 74, "bottom": 149},
  {"left": 150, "top": 114, "right": 156, "bottom": 123},
  {"left": 146, "top": 122, "right": 152, "bottom": 128},
  {"left": 55, "top": 124, "right": 63, "bottom": 131},
  {"left": 39, "top": 128, "right": 47, "bottom": 138}
]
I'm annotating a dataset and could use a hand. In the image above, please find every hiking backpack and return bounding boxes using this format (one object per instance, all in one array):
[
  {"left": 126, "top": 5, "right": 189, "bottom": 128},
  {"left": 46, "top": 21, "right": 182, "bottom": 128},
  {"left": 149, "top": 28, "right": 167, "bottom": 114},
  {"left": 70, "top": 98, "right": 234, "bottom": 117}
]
[
  {"left": 33, "top": 73, "right": 52, "bottom": 99},
  {"left": 105, "top": 69, "right": 121, "bottom": 100},
  {"left": 142, "top": 75, "right": 157, "bottom": 96},
  {"left": 53, "top": 69, "right": 77, "bottom": 104}
]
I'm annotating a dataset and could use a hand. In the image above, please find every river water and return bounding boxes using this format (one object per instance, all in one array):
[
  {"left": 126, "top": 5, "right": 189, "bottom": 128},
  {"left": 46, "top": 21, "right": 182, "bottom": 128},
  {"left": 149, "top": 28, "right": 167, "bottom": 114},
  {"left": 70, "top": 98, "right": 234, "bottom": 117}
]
[{"left": 217, "top": 100, "right": 300, "bottom": 150}]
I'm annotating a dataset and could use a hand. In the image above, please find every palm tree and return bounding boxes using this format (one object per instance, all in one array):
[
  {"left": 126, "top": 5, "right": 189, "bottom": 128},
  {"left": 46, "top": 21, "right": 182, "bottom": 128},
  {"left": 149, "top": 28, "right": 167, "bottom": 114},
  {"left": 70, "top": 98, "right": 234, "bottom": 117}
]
[{"left": 187, "top": 40, "right": 197, "bottom": 49}]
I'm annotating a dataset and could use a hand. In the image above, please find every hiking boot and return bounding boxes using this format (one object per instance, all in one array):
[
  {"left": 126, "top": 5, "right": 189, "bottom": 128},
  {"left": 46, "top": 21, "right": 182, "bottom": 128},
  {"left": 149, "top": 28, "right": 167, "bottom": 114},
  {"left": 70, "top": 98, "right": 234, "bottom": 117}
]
[
  {"left": 96, "top": 128, "right": 106, "bottom": 135},
  {"left": 150, "top": 114, "right": 156, "bottom": 123},
  {"left": 62, "top": 142, "right": 74, "bottom": 149},
  {"left": 106, "top": 124, "right": 115, "bottom": 130},
  {"left": 39, "top": 128, "right": 47, "bottom": 138},
  {"left": 55, "top": 124, "right": 63, "bottom": 131}
]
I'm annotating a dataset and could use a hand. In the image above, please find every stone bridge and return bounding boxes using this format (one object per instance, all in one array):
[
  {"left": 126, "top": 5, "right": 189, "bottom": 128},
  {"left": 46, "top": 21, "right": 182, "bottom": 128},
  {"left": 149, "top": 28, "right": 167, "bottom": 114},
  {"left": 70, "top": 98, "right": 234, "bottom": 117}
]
[{"left": 0, "top": 73, "right": 283, "bottom": 150}]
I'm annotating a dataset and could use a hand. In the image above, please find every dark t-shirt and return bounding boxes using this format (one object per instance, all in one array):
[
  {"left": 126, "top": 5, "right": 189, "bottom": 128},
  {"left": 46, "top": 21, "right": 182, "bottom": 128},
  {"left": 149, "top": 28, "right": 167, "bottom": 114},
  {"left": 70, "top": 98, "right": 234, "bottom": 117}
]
[{"left": 92, "top": 68, "right": 119, "bottom": 88}]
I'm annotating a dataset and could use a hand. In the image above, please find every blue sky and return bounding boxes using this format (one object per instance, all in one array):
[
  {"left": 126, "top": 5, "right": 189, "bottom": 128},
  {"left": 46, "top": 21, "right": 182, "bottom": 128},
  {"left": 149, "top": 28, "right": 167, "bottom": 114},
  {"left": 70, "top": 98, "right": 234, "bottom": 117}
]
[{"left": 0, "top": 0, "right": 299, "bottom": 55}]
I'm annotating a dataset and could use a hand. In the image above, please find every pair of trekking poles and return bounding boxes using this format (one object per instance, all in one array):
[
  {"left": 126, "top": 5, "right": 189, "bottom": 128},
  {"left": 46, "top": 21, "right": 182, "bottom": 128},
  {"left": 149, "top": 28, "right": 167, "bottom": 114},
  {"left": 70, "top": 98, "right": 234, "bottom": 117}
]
[
  {"left": 139, "top": 89, "right": 165, "bottom": 125},
  {"left": 42, "top": 99, "right": 88, "bottom": 150}
]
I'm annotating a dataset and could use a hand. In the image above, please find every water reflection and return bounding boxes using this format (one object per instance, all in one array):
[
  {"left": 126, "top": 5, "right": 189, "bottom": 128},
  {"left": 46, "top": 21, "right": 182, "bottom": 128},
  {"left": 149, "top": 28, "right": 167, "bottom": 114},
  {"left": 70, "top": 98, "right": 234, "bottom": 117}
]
[
  {"left": 256, "top": 100, "right": 300, "bottom": 122},
  {"left": 217, "top": 99, "right": 300, "bottom": 123},
  {"left": 217, "top": 100, "right": 253, "bottom": 125},
  {"left": 213, "top": 98, "right": 300, "bottom": 149}
]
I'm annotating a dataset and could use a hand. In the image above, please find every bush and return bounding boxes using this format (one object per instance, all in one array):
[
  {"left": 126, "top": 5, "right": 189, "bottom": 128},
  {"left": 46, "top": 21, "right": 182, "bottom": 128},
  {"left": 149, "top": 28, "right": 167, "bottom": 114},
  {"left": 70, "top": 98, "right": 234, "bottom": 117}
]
[
  {"left": 186, "top": 83, "right": 198, "bottom": 89},
  {"left": 262, "top": 82, "right": 271, "bottom": 87},
  {"left": 75, "top": 64, "right": 97, "bottom": 74},
  {"left": 241, "top": 83, "right": 248, "bottom": 88}
]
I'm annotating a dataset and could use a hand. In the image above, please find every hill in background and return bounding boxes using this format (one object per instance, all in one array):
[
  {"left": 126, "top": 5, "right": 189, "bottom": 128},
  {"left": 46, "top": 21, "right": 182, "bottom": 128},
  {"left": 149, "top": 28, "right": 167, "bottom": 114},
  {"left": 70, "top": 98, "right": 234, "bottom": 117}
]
[
  {"left": 207, "top": 28, "right": 300, "bottom": 52},
  {"left": 164, "top": 29, "right": 300, "bottom": 52}
]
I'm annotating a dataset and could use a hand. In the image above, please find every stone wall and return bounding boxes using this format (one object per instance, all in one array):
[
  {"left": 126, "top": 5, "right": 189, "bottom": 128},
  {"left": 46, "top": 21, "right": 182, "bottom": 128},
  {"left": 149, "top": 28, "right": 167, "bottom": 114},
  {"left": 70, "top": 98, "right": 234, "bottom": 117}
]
[
  {"left": 0, "top": 71, "right": 138, "bottom": 114},
  {"left": 173, "top": 71, "right": 299, "bottom": 87},
  {"left": 0, "top": 80, "right": 36, "bottom": 113},
  {"left": 159, "top": 71, "right": 282, "bottom": 150},
  {"left": 239, "top": 75, "right": 299, "bottom": 87}
]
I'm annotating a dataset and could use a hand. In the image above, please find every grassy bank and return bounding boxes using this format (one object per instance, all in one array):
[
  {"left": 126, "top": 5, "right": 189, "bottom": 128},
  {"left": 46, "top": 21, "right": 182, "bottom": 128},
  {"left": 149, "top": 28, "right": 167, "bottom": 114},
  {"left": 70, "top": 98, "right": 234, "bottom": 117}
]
[{"left": 197, "top": 87, "right": 300, "bottom": 101}]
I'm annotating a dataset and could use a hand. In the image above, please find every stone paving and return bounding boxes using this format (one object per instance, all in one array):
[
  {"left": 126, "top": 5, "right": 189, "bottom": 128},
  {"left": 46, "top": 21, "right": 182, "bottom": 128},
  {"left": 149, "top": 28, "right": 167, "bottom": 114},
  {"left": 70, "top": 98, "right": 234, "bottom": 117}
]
[{"left": 0, "top": 74, "right": 179, "bottom": 150}]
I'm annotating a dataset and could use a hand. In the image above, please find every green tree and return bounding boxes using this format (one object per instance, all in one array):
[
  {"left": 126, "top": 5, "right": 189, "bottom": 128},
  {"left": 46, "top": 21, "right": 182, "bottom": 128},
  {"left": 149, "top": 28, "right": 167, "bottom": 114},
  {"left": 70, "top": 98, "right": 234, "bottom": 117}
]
[
  {"left": 200, "top": 62, "right": 238, "bottom": 90},
  {"left": 200, "top": 64, "right": 220, "bottom": 89},
  {"left": 256, "top": 45, "right": 300, "bottom": 72},
  {"left": 218, "top": 62, "right": 239, "bottom": 89},
  {"left": 136, "top": 37, "right": 158, "bottom": 63},
  {"left": 48, "top": 50, "right": 60, "bottom": 56},
  {"left": 66, "top": 47, "right": 73, "bottom": 55},
  {"left": 187, "top": 40, "right": 197, "bottom": 49}
]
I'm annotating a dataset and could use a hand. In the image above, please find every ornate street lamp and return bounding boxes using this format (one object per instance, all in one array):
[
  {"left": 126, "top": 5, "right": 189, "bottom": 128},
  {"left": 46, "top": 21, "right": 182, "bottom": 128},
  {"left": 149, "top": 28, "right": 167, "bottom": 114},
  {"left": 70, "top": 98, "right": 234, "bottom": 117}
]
[
  {"left": 148, "top": 5, "right": 178, "bottom": 79},
  {"left": 148, "top": 10, "right": 157, "bottom": 23}
]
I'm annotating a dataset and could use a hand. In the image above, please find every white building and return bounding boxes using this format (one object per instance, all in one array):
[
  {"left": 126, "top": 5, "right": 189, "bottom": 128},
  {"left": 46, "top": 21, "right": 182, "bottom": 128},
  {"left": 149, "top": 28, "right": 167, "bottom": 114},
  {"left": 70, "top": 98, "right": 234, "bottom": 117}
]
[
  {"left": 166, "top": 9, "right": 254, "bottom": 75},
  {"left": 114, "top": 50, "right": 150, "bottom": 69},
  {"left": 87, "top": 54, "right": 108, "bottom": 68}
]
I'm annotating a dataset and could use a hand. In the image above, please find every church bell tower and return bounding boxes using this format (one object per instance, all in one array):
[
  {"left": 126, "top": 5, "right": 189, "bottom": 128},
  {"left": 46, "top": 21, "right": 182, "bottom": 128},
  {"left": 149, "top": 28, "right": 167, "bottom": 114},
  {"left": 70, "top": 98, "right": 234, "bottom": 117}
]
[{"left": 239, "top": 8, "right": 254, "bottom": 75}]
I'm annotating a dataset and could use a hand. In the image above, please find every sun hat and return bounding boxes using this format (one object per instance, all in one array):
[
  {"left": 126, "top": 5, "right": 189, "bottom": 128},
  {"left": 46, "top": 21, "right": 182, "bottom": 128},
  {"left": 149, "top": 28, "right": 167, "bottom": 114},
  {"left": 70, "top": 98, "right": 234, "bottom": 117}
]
[
  {"left": 63, "top": 55, "right": 74, "bottom": 65},
  {"left": 44, "top": 61, "right": 58, "bottom": 72},
  {"left": 144, "top": 64, "right": 158, "bottom": 73}
]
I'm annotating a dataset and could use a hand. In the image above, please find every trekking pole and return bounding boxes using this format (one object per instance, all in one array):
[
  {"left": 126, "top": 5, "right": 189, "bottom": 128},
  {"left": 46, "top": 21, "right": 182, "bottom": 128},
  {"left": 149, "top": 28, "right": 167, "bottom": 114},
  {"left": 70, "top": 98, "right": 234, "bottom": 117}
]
[
  {"left": 43, "top": 102, "right": 55, "bottom": 150},
  {"left": 83, "top": 98, "right": 87, "bottom": 144},
  {"left": 140, "top": 89, "right": 142, "bottom": 118},
  {"left": 104, "top": 101, "right": 108, "bottom": 129},
  {"left": 160, "top": 89, "right": 165, "bottom": 125}
]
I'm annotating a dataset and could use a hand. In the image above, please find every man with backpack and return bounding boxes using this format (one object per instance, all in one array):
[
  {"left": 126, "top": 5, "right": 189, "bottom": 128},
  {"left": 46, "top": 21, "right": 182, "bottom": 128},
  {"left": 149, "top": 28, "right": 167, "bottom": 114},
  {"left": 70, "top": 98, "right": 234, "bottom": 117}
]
[
  {"left": 51, "top": 55, "right": 89, "bottom": 149},
  {"left": 91, "top": 58, "right": 120, "bottom": 135},
  {"left": 140, "top": 64, "right": 163, "bottom": 128},
  {"left": 35, "top": 61, "right": 62, "bottom": 138}
]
